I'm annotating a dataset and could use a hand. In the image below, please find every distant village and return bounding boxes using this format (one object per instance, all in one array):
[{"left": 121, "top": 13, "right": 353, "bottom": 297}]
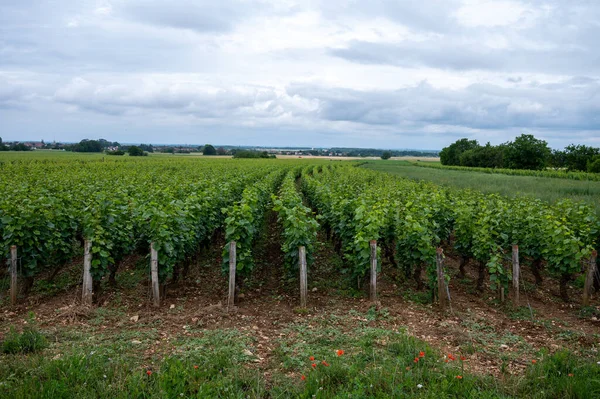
[{"left": 0, "top": 138, "right": 439, "bottom": 158}]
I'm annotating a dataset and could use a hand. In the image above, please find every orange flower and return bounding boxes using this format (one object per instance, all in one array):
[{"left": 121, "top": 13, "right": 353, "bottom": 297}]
[
  {"left": 301, "top": 375, "right": 306, "bottom": 381},
  {"left": 531, "top": 360, "right": 537, "bottom": 364},
  {"left": 146, "top": 370, "right": 152, "bottom": 376},
  {"left": 419, "top": 351, "right": 425, "bottom": 358},
  {"left": 322, "top": 361, "right": 330, "bottom": 367},
  {"left": 445, "top": 359, "right": 449, "bottom": 363},
  {"left": 568, "top": 373, "right": 573, "bottom": 377},
  {"left": 194, "top": 365, "right": 198, "bottom": 369},
  {"left": 448, "top": 354, "right": 456, "bottom": 361},
  {"left": 337, "top": 350, "right": 344, "bottom": 357},
  {"left": 311, "top": 363, "right": 316, "bottom": 369},
  {"left": 309, "top": 356, "right": 315, "bottom": 361},
  {"left": 456, "top": 375, "right": 463, "bottom": 379},
  {"left": 414, "top": 357, "right": 419, "bottom": 363}
]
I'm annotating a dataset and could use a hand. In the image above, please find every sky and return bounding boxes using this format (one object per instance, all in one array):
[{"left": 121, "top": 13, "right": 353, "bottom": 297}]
[{"left": 1, "top": 0, "right": 600, "bottom": 150}]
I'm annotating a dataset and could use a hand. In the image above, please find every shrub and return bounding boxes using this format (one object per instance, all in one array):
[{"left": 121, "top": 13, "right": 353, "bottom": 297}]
[
  {"left": 127, "top": 146, "right": 147, "bottom": 156},
  {"left": 2, "top": 317, "right": 47, "bottom": 354}
]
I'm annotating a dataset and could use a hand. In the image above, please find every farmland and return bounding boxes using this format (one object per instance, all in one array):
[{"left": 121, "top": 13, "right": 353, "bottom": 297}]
[
  {"left": 1, "top": 153, "right": 600, "bottom": 398},
  {"left": 363, "top": 160, "right": 600, "bottom": 214}
]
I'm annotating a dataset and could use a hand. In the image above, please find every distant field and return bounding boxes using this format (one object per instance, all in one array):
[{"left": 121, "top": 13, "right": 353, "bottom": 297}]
[
  {"left": 0, "top": 150, "right": 107, "bottom": 161},
  {"left": 362, "top": 160, "right": 600, "bottom": 213}
]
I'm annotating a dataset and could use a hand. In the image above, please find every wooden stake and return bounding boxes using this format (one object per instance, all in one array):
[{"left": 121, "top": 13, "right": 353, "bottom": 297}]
[
  {"left": 10, "top": 245, "right": 17, "bottom": 306},
  {"left": 82, "top": 240, "right": 93, "bottom": 306},
  {"left": 512, "top": 245, "right": 520, "bottom": 306},
  {"left": 370, "top": 240, "right": 377, "bottom": 302},
  {"left": 500, "top": 287, "right": 505, "bottom": 303},
  {"left": 299, "top": 246, "right": 307, "bottom": 308},
  {"left": 227, "top": 241, "right": 236, "bottom": 311},
  {"left": 150, "top": 242, "right": 160, "bottom": 307},
  {"left": 436, "top": 247, "right": 446, "bottom": 311},
  {"left": 583, "top": 250, "right": 598, "bottom": 306}
]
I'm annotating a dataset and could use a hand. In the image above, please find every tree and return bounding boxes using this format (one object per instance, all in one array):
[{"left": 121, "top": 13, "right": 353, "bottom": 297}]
[
  {"left": 504, "top": 134, "right": 550, "bottom": 170},
  {"left": 440, "top": 138, "right": 480, "bottom": 165},
  {"left": 588, "top": 156, "right": 600, "bottom": 173},
  {"left": 563, "top": 144, "right": 600, "bottom": 172},
  {"left": 548, "top": 149, "right": 566, "bottom": 170},
  {"left": 127, "top": 146, "right": 146, "bottom": 156},
  {"left": 9, "top": 143, "right": 31, "bottom": 151},
  {"left": 203, "top": 144, "right": 216, "bottom": 156},
  {"left": 459, "top": 143, "right": 505, "bottom": 168},
  {"left": 70, "top": 139, "right": 102, "bottom": 152},
  {"left": 139, "top": 144, "right": 154, "bottom": 153},
  {"left": 216, "top": 147, "right": 228, "bottom": 156},
  {"left": 381, "top": 151, "right": 392, "bottom": 160}
]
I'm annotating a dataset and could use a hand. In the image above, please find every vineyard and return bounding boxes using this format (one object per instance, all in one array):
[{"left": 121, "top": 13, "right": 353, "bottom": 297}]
[
  {"left": 1, "top": 156, "right": 599, "bottom": 306},
  {"left": 1, "top": 156, "right": 600, "bottom": 397}
]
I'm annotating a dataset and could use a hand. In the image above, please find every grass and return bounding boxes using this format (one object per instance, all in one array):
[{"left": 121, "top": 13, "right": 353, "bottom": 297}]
[
  {"left": 2, "top": 312, "right": 600, "bottom": 398},
  {"left": 362, "top": 160, "right": 600, "bottom": 214}
]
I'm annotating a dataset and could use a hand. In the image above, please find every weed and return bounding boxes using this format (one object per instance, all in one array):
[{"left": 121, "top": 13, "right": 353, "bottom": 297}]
[
  {"left": 507, "top": 306, "right": 537, "bottom": 321},
  {"left": 2, "top": 314, "right": 48, "bottom": 355}
]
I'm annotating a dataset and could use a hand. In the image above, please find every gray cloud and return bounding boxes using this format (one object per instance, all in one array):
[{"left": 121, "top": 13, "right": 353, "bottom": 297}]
[
  {"left": 120, "top": 1, "right": 245, "bottom": 33},
  {"left": 1, "top": 0, "right": 600, "bottom": 148},
  {"left": 287, "top": 78, "right": 600, "bottom": 132},
  {"left": 329, "top": 35, "right": 600, "bottom": 75}
]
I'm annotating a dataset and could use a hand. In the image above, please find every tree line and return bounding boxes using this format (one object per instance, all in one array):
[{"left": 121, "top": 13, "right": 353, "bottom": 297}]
[{"left": 441, "top": 134, "right": 600, "bottom": 172}]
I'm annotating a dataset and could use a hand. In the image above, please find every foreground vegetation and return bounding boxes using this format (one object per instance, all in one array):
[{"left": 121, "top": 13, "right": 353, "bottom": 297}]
[{"left": 1, "top": 307, "right": 599, "bottom": 398}]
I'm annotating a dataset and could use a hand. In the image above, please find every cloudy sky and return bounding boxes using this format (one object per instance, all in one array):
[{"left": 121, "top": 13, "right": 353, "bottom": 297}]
[{"left": 1, "top": 0, "right": 600, "bottom": 149}]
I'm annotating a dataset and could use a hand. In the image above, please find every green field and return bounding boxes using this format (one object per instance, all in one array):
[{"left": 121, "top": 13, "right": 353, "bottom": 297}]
[{"left": 362, "top": 160, "right": 600, "bottom": 214}]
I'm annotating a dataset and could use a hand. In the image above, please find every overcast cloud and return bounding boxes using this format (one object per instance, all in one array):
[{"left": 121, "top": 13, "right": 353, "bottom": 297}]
[{"left": 1, "top": 0, "right": 599, "bottom": 149}]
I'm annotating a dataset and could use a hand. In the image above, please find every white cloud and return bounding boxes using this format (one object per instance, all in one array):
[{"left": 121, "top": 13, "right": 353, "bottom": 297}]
[
  {"left": 455, "top": 0, "right": 534, "bottom": 28},
  {"left": 1, "top": 0, "right": 599, "bottom": 148}
]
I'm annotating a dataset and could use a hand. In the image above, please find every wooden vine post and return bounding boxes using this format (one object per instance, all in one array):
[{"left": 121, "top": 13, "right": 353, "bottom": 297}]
[
  {"left": 370, "top": 240, "right": 377, "bottom": 302},
  {"left": 583, "top": 250, "right": 598, "bottom": 306},
  {"left": 436, "top": 247, "right": 446, "bottom": 311},
  {"left": 512, "top": 245, "right": 520, "bottom": 306},
  {"left": 10, "top": 245, "right": 17, "bottom": 306},
  {"left": 150, "top": 242, "right": 160, "bottom": 307},
  {"left": 299, "top": 246, "right": 307, "bottom": 308},
  {"left": 227, "top": 241, "right": 236, "bottom": 311},
  {"left": 82, "top": 240, "right": 93, "bottom": 306}
]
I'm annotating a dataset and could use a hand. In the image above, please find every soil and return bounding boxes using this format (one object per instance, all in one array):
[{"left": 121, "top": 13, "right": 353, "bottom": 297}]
[{"left": 1, "top": 229, "right": 598, "bottom": 380}]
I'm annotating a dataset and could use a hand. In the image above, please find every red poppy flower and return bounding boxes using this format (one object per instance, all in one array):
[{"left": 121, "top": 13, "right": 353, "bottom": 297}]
[
  {"left": 405, "top": 367, "right": 410, "bottom": 371},
  {"left": 146, "top": 370, "right": 152, "bottom": 376},
  {"left": 301, "top": 375, "right": 306, "bottom": 381},
  {"left": 194, "top": 365, "right": 198, "bottom": 369},
  {"left": 456, "top": 375, "right": 463, "bottom": 379},
  {"left": 568, "top": 373, "right": 573, "bottom": 377},
  {"left": 448, "top": 354, "right": 456, "bottom": 361},
  {"left": 414, "top": 357, "right": 419, "bottom": 363},
  {"left": 321, "top": 361, "right": 330, "bottom": 367},
  {"left": 309, "top": 356, "right": 315, "bottom": 361},
  {"left": 460, "top": 356, "right": 466, "bottom": 361},
  {"left": 419, "top": 351, "right": 425, "bottom": 358},
  {"left": 311, "top": 363, "right": 316, "bottom": 369},
  {"left": 337, "top": 350, "right": 344, "bottom": 357},
  {"left": 531, "top": 360, "right": 537, "bottom": 364}
]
